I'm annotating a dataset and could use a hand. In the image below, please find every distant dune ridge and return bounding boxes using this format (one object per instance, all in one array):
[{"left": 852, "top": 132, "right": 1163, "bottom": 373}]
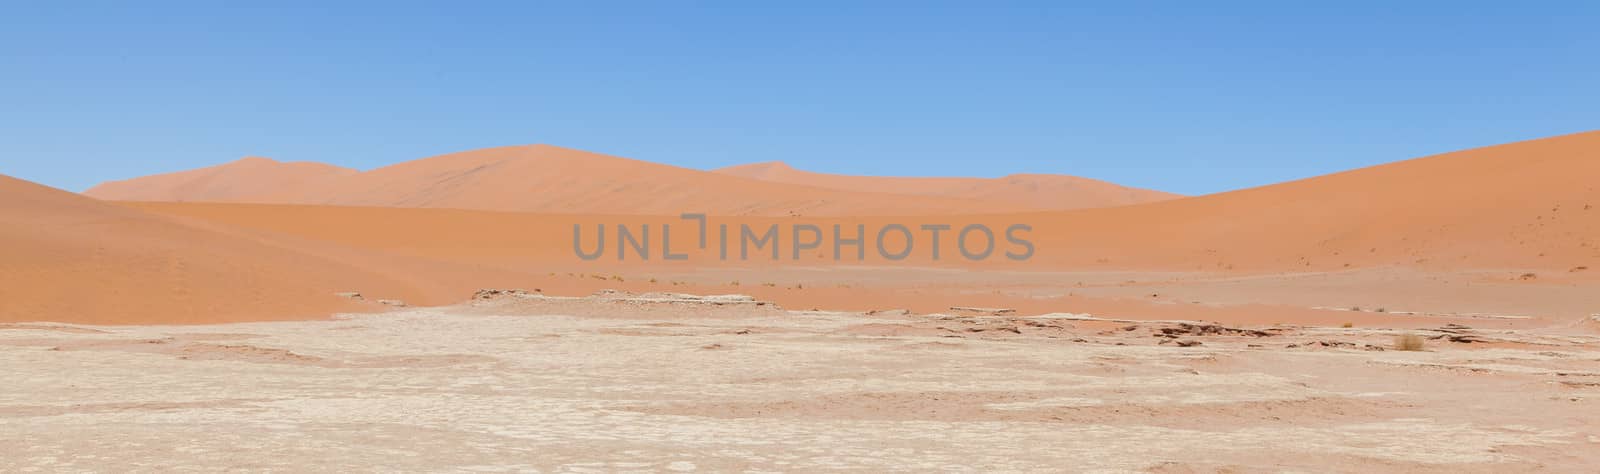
[
  {"left": 714, "top": 161, "right": 1181, "bottom": 210},
  {"left": 85, "top": 156, "right": 357, "bottom": 203},
  {"left": 120, "top": 131, "right": 1600, "bottom": 273},
  {"left": 5, "top": 131, "right": 1597, "bottom": 325},
  {"left": 83, "top": 145, "right": 1174, "bottom": 215}
]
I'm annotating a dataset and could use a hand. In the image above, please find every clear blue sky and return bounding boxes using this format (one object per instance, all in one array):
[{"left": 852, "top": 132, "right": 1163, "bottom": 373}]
[{"left": 3, "top": 1, "right": 1596, "bottom": 195}]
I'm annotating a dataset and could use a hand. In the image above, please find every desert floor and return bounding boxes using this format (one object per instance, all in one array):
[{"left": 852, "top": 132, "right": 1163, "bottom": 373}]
[{"left": 4, "top": 290, "right": 1598, "bottom": 472}]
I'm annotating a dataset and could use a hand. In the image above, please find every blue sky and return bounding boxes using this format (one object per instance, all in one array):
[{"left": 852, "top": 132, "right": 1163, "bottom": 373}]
[{"left": 3, "top": 1, "right": 1596, "bottom": 195}]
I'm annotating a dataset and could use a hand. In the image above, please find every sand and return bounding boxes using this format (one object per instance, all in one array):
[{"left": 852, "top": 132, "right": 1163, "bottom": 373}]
[
  {"left": 12, "top": 131, "right": 1600, "bottom": 326},
  {"left": 110, "top": 131, "right": 1600, "bottom": 274},
  {"left": 40, "top": 131, "right": 1584, "bottom": 327},
  {"left": 716, "top": 161, "right": 1181, "bottom": 210},
  {"left": 87, "top": 145, "right": 1048, "bottom": 216},
  {"left": 0, "top": 174, "right": 411, "bottom": 324},
  {"left": 2, "top": 293, "right": 1596, "bottom": 471},
  {"left": 8, "top": 131, "right": 1600, "bottom": 470},
  {"left": 84, "top": 157, "right": 357, "bottom": 203}
]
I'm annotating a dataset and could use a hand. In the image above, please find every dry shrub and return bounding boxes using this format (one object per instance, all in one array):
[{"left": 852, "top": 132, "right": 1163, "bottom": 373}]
[{"left": 1394, "top": 334, "right": 1426, "bottom": 351}]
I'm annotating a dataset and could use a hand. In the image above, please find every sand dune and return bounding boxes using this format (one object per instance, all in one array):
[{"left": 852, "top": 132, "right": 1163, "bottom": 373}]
[
  {"left": 128, "top": 131, "right": 1600, "bottom": 273},
  {"left": 18, "top": 131, "right": 1599, "bottom": 325},
  {"left": 716, "top": 161, "right": 1180, "bottom": 210},
  {"left": 1014, "top": 130, "right": 1600, "bottom": 272},
  {"left": 85, "top": 156, "right": 356, "bottom": 203},
  {"left": 0, "top": 174, "right": 423, "bottom": 324},
  {"left": 96, "top": 131, "right": 1599, "bottom": 328},
  {"left": 271, "top": 145, "right": 1022, "bottom": 215},
  {"left": 86, "top": 146, "right": 1033, "bottom": 216}
]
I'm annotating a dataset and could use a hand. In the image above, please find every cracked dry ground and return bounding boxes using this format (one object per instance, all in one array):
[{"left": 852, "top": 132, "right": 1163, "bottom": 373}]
[{"left": 3, "top": 298, "right": 1598, "bottom": 472}]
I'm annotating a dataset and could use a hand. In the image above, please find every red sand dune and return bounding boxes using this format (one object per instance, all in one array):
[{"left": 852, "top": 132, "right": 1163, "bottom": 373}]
[
  {"left": 87, "top": 145, "right": 1039, "bottom": 216},
  {"left": 85, "top": 156, "right": 356, "bottom": 203},
  {"left": 1014, "top": 130, "right": 1600, "bottom": 272},
  {"left": 14, "top": 130, "right": 1597, "bottom": 325},
  {"left": 127, "top": 131, "right": 1600, "bottom": 273},
  {"left": 715, "top": 161, "right": 1180, "bottom": 210},
  {"left": 0, "top": 174, "right": 423, "bottom": 324}
]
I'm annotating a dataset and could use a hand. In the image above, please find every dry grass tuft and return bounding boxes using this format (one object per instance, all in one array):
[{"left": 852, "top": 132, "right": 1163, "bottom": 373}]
[{"left": 1394, "top": 334, "right": 1426, "bottom": 351}]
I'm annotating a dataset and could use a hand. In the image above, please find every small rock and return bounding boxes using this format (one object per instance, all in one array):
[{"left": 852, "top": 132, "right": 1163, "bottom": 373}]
[
  {"left": 949, "top": 306, "right": 1016, "bottom": 315},
  {"left": 472, "top": 288, "right": 539, "bottom": 300}
]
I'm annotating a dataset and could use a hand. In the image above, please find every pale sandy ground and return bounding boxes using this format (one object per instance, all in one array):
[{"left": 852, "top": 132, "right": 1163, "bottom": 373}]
[{"left": 4, "top": 291, "right": 1598, "bottom": 472}]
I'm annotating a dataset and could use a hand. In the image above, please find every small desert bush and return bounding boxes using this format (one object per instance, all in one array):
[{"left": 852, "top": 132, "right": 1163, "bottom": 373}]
[
  {"left": 1394, "top": 334, "right": 1426, "bottom": 351},
  {"left": 1341, "top": 322, "right": 1354, "bottom": 328}
]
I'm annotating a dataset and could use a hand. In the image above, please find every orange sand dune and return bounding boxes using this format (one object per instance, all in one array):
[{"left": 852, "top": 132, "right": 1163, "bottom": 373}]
[
  {"left": 21, "top": 131, "right": 1599, "bottom": 326},
  {"left": 87, "top": 145, "right": 1028, "bottom": 216},
  {"left": 85, "top": 156, "right": 356, "bottom": 202},
  {"left": 128, "top": 131, "right": 1600, "bottom": 274},
  {"left": 114, "top": 131, "right": 1600, "bottom": 324},
  {"left": 1011, "top": 130, "right": 1600, "bottom": 272},
  {"left": 716, "top": 161, "right": 1180, "bottom": 210},
  {"left": 0, "top": 174, "right": 436, "bottom": 325}
]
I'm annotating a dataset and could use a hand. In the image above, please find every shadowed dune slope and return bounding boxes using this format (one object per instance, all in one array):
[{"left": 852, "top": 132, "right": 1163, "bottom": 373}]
[
  {"left": 84, "top": 157, "right": 357, "bottom": 202},
  {"left": 0, "top": 174, "right": 430, "bottom": 324},
  {"left": 715, "top": 161, "right": 1181, "bottom": 210}
]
